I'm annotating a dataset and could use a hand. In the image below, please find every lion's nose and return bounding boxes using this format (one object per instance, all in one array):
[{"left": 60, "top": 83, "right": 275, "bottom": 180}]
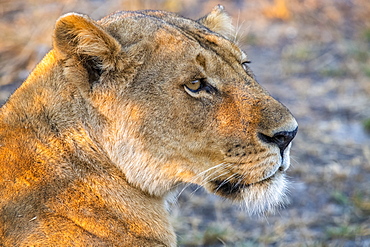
[{"left": 258, "top": 127, "right": 298, "bottom": 154}]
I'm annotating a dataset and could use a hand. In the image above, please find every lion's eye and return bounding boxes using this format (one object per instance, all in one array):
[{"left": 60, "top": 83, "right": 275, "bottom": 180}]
[
  {"left": 184, "top": 78, "right": 217, "bottom": 96},
  {"left": 241, "top": 60, "right": 254, "bottom": 77},
  {"left": 242, "top": 60, "right": 251, "bottom": 71},
  {"left": 185, "top": 80, "right": 202, "bottom": 92}
]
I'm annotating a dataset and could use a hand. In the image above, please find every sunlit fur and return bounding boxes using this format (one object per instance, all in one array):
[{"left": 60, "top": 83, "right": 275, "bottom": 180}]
[{"left": 0, "top": 5, "right": 297, "bottom": 246}]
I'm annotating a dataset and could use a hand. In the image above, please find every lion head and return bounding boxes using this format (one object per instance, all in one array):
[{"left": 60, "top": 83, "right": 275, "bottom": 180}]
[{"left": 52, "top": 5, "right": 298, "bottom": 214}]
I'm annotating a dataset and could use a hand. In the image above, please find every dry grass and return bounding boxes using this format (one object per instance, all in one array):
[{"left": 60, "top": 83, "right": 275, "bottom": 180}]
[{"left": 1, "top": 0, "right": 370, "bottom": 246}]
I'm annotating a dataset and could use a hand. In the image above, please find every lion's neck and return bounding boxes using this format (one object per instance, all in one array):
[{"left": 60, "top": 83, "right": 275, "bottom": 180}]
[{"left": 101, "top": 124, "right": 181, "bottom": 198}]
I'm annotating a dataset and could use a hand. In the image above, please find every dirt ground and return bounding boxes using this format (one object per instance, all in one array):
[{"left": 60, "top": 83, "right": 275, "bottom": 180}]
[{"left": 1, "top": 0, "right": 370, "bottom": 246}]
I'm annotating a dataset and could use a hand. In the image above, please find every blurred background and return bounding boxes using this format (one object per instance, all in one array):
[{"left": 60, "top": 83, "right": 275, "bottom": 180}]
[{"left": 1, "top": 0, "right": 370, "bottom": 246}]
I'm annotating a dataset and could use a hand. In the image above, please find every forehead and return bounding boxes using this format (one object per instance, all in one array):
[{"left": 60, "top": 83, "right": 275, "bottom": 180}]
[{"left": 99, "top": 10, "right": 244, "bottom": 63}]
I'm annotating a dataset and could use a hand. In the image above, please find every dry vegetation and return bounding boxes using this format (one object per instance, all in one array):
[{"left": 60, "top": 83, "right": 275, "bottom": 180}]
[{"left": 1, "top": 0, "right": 370, "bottom": 246}]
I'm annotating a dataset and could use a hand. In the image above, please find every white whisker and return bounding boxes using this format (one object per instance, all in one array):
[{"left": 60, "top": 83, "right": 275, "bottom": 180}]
[
  {"left": 214, "top": 173, "right": 238, "bottom": 193},
  {"left": 171, "top": 163, "right": 232, "bottom": 203}
]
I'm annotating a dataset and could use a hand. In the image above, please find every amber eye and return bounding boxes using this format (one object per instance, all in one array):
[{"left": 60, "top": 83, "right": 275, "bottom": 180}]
[
  {"left": 184, "top": 80, "right": 202, "bottom": 92},
  {"left": 184, "top": 78, "right": 217, "bottom": 96}
]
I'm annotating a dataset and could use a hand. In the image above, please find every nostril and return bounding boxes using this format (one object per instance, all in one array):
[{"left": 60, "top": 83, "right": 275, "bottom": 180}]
[
  {"left": 258, "top": 127, "right": 298, "bottom": 153},
  {"left": 273, "top": 133, "right": 293, "bottom": 151},
  {"left": 273, "top": 134, "right": 288, "bottom": 145}
]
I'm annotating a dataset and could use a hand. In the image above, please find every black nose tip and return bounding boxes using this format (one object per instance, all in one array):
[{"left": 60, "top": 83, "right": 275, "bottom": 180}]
[{"left": 258, "top": 127, "right": 298, "bottom": 153}]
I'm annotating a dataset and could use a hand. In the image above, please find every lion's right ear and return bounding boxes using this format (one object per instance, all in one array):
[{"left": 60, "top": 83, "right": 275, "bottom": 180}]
[
  {"left": 197, "top": 5, "right": 235, "bottom": 41},
  {"left": 53, "top": 13, "right": 121, "bottom": 70}
]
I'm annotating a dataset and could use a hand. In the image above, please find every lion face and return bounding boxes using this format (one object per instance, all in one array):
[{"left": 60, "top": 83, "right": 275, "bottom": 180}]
[{"left": 54, "top": 6, "right": 297, "bottom": 214}]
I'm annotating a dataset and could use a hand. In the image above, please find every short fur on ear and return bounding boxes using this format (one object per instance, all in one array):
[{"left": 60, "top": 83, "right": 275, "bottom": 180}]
[
  {"left": 198, "top": 5, "right": 235, "bottom": 41},
  {"left": 53, "top": 13, "right": 121, "bottom": 70}
]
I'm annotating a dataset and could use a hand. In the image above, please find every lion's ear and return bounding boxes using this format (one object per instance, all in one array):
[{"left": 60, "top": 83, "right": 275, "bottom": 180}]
[
  {"left": 53, "top": 13, "right": 121, "bottom": 69},
  {"left": 197, "top": 5, "right": 235, "bottom": 40}
]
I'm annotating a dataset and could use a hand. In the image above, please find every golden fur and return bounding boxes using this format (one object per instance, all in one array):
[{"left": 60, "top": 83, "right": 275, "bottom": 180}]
[{"left": 0, "top": 6, "right": 297, "bottom": 246}]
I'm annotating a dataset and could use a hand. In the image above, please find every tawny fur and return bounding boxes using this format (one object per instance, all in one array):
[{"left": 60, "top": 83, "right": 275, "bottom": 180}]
[{"left": 0, "top": 6, "right": 297, "bottom": 246}]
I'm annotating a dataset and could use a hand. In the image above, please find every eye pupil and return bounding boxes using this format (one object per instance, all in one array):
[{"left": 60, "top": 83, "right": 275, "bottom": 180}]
[
  {"left": 185, "top": 80, "right": 202, "bottom": 92},
  {"left": 184, "top": 78, "right": 217, "bottom": 95}
]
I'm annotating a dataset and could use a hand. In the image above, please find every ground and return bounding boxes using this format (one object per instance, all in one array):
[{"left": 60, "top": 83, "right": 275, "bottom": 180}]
[{"left": 1, "top": 0, "right": 370, "bottom": 246}]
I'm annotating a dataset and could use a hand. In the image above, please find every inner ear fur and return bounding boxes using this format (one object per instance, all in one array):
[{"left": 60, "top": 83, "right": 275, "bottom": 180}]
[
  {"left": 198, "top": 5, "right": 235, "bottom": 41},
  {"left": 53, "top": 13, "right": 121, "bottom": 70}
]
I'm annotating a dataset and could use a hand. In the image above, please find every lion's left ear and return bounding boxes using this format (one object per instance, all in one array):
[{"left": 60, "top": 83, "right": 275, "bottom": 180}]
[
  {"left": 53, "top": 13, "right": 121, "bottom": 70},
  {"left": 197, "top": 5, "right": 235, "bottom": 41}
]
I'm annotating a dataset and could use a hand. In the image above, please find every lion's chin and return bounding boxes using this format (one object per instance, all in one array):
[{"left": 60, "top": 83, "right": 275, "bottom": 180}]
[{"left": 208, "top": 172, "right": 289, "bottom": 215}]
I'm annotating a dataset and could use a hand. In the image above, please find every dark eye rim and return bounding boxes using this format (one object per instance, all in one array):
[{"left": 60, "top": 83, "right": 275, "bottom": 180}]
[
  {"left": 241, "top": 60, "right": 251, "bottom": 69},
  {"left": 184, "top": 78, "right": 217, "bottom": 94},
  {"left": 241, "top": 60, "right": 255, "bottom": 77}
]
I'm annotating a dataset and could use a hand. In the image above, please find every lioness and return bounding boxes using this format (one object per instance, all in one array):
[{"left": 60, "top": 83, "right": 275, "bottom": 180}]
[{"left": 0, "top": 5, "right": 297, "bottom": 246}]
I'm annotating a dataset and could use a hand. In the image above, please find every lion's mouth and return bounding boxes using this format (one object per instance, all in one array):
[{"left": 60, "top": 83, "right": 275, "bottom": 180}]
[
  {"left": 207, "top": 170, "right": 289, "bottom": 214},
  {"left": 211, "top": 175, "right": 275, "bottom": 198}
]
